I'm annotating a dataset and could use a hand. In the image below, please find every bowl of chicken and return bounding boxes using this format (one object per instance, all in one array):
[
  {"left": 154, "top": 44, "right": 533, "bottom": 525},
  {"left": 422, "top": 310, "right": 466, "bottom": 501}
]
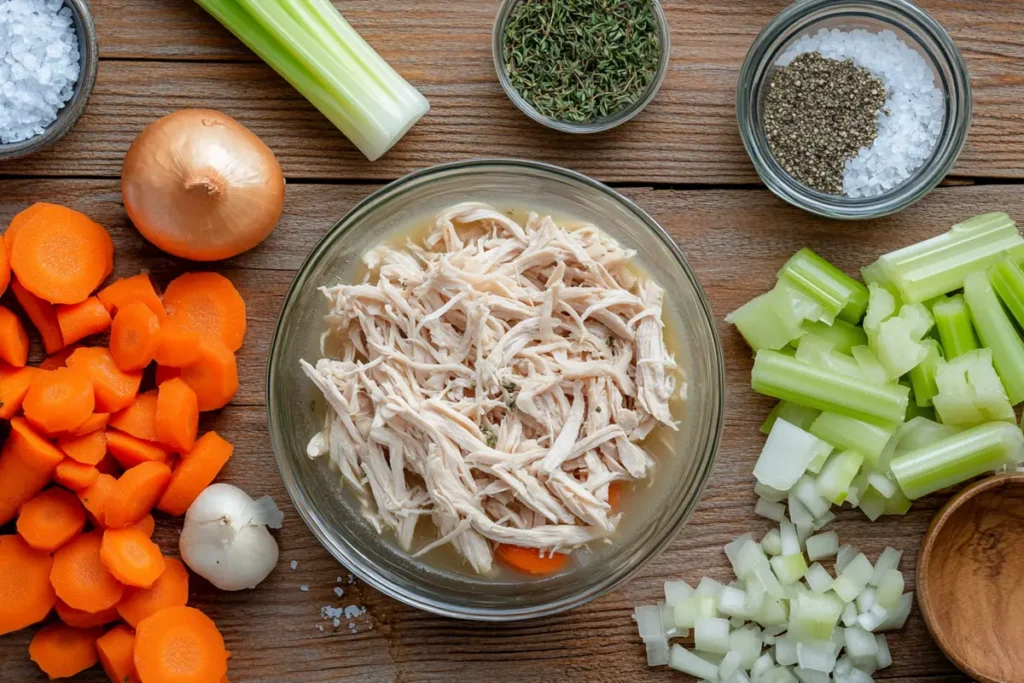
[{"left": 267, "top": 159, "right": 724, "bottom": 620}]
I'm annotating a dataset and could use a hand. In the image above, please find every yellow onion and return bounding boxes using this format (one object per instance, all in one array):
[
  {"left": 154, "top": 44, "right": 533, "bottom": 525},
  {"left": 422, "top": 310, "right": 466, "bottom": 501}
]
[{"left": 121, "top": 109, "right": 285, "bottom": 261}]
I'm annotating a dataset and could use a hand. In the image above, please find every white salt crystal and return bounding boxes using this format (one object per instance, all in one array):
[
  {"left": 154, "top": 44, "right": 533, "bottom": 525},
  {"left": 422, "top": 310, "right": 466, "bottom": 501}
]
[
  {"left": 0, "top": 0, "right": 82, "bottom": 143},
  {"left": 299, "top": 585, "right": 309, "bottom": 592},
  {"left": 333, "top": 587, "right": 344, "bottom": 598},
  {"left": 290, "top": 560, "right": 298, "bottom": 570}
]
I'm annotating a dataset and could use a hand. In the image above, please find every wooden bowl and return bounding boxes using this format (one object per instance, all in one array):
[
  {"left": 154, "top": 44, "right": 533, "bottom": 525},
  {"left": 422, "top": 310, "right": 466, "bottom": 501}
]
[{"left": 918, "top": 472, "right": 1024, "bottom": 683}]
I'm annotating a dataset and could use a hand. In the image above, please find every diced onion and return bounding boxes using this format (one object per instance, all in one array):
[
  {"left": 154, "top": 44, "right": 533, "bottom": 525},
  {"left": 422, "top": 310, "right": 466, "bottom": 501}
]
[
  {"left": 726, "top": 533, "right": 758, "bottom": 568},
  {"left": 806, "top": 532, "right": 840, "bottom": 561},
  {"left": 718, "top": 585, "right": 751, "bottom": 619},
  {"left": 869, "top": 548, "right": 903, "bottom": 586},
  {"left": 665, "top": 579, "right": 695, "bottom": 606},
  {"left": 794, "top": 477, "right": 832, "bottom": 518},
  {"left": 794, "top": 666, "right": 831, "bottom": 683},
  {"left": 788, "top": 495, "right": 816, "bottom": 527},
  {"left": 634, "top": 605, "right": 664, "bottom": 641},
  {"left": 789, "top": 592, "right": 843, "bottom": 642},
  {"left": 833, "top": 554, "right": 874, "bottom": 602},
  {"left": 877, "top": 593, "right": 913, "bottom": 631},
  {"left": 874, "top": 634, "right": 892, "bottom": 670},
  {"left": 780, "top": 520, "right": 802, "bottom": 556},
  {"left": 756, "top": 482, "right": 790, "bottom": 503},
  {"left": 719, "top": 650, "right": 744, "bottom": 680},
  {"left": 751, "top": 653, "right": 775, "bottom": 682},
  {"left": 697, "top": 577, "right": 726, "bottom": 599},
  {"left": 695, "top": 617, "right": 732, "bottom": 654},
  {"left": 674, "top": 596, "right": 717, "bottom": 629},
  {"left": 796, "top": 640, "right": 838, "bottom": 673},
  {"left": 875, "top": 570, "right": 904, "bottom": 609},
  {"left": 855, "top": 587, "right": 877, "bottom": 614},
  {"left": 775, "top": 635, "right": 798, "bottom": 666},
  {"left": 835, "top": 545, "right": 859, "bottom": 573},
  {"left": 811, "top": 510, "right": 836, "bottom": 531},
  {"left": 762, "top": 529, "right": 784, "bottom": 556},
  {"left": 746, "top": 579, "right": 767, "bottom": 614},
  {"left": 645, "top": 637, "right": 670, "bottom": 666},
  {"left": 756, "top": 497, "right": 788, "bottom": 522},
  {"left": 729, "top": 627, "right": 763, "bottom": 669},
  {"left": 857, "top": 604, "right": 889, "bottom": 632},
  {"left": 669, "top": 644, "right": 720, "bottom": 679},
  {"left": 771, "top": 553, "right": 809, "bottom": 585},
  {"left": 843, "top": 627, "right": 879, "bottom": 668},
  {"left": 754, "top": 419, "right": 830, "bottom": 491},
  {"left": 804, "top": 563, "right": 834, "bottom": 594}
]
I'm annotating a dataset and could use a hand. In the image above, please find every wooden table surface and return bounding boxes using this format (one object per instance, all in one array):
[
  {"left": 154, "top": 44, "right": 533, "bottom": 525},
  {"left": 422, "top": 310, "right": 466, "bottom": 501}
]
[{"left": 3, "top": 1, "right": 1022, "bottom": 680}]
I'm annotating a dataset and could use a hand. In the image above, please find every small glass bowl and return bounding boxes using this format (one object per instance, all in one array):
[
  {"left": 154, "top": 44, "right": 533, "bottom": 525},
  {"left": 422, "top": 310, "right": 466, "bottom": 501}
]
[
  {"left": 737, "top": 0, "right": 971, "bottom": 220},
  {"left": 492, "top": 0, "right": 671, "bottom": 134}
]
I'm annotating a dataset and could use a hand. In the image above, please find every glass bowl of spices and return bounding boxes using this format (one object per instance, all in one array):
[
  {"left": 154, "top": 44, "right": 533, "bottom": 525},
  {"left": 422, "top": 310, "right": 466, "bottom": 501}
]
[
  {"left": 493, "top": 0, "right": 671, "bottom": 134},
  {"left": 737, "top": 0, "right": 971, "bottom": 220}
]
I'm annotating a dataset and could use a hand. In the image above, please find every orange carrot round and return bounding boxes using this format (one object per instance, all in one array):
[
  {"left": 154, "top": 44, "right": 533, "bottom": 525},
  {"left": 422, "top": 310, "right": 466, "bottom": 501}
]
[
  {"left": 494, "top": 544, "right": 571, "bottom": 575},
  {"left": 4, "top": 203, "right": 51, "bottom": 254},
  {"left": 23, "top": 366, "right": 96, "bottom": 434},
  {"left": 155, "top": 378, "right": 199, "bottom": 453},
  {"left": 10, "top": 203, "right": 114, "bottom": 304},
  {"left": 107, "top": 430, "right": 169, "bottom": 470},
  {"left": 78, "top": 472, "right": 117, "bottom": 527},
  {"left": 104, "top": 461, "right": 173, "bottom": 529},
  {"left": 12, "top": 277, "right": 65, "bottom": 354},
  {"left": 38, "top": 343, "right": 79, "bottom": 370},
  {"left": 101, "top": 527, "right": 167, "bottom": 589},
  {"left": 98, "top": 273, "right": 166, "bottom": 319},
  {"left": 97, "top": 624, "right": 141, "bottom": 683},
  {"left": 156, "top": 432, "right": 233, "bottom": 516},
  {"left": 0, "top": 534, "right": 55, "bottom": 635},
  {"left": 56, "top": 600, "right": 120, "bottom": 628},
  {"left": 54, "top": 458, "right": 101, "bottom": 492},
  {"left": 0, "top": 364, "right": 37, "bottom": 419},
  {"left": 162, "top": 272, "right": 246, "bottom": 351},
  {"left": 607, "top": 481, "right": 626, "bottom": 512},
  {"left": 66, "top": 347, "right": 143, "bottom": 413},
  {"left": 29, "top": 623, "right": 101, "bottom": 679},
  {"left": 50, "top": 531, "right": 125, "bottom": 613},
  {"left": 128, "top": 513, "right": 156, "bottom": 538},
  {"left": 110, "top": 391, "right": 160, "bottom": 443},
  {"left": 117, "top": 557, "right": 189, "bottom": 628},
  {"left": 111, "top": 301, "right": 163, "bottom": 372},
  {"left": 68, "top": 411, "right": 111, "bottom": 436},
  {"left": 16, "top": 487, "right": 87, "bottom": 552},
  {"left": 178, "top": 340, "right": 238, "bottom": 411},
  {"left": 0, "top": 305, "right": 28, "bottom": 367},
  {"left": 59, "top": 429, "right": 108, "bottom": 466},
  {"left": 0, "top": 417, "right": 65, "bottom": 525},
  {"left": 134, "top": 606, "right": 228, "bottom": 683},
  {"left": 57, "top": 295, "right": 113, "bottom": 345},
  {"left": 155, "top": 323, "right": 201, "bottom": 368}
]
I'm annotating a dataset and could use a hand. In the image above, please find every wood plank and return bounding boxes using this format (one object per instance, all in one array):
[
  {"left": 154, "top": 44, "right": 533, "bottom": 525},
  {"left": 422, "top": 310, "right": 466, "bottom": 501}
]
[{"left": 1, "top": 0, "right": 1021, "bottom": 183}]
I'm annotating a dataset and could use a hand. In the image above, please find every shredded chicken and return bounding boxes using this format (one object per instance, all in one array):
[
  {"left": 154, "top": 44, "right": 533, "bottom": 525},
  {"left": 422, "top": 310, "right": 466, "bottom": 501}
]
[{"left": 302, "top": 203, "right": 684, "bottom": 574}]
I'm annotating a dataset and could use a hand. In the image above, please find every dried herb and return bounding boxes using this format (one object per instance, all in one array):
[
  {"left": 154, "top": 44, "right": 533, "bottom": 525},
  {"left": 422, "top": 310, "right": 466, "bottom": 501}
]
[
  {"left": 763, "top": 52, "right": 886, "bottom": 195},
  {"left": 502, "top": 0, "right": 661, "bottom": 123}
]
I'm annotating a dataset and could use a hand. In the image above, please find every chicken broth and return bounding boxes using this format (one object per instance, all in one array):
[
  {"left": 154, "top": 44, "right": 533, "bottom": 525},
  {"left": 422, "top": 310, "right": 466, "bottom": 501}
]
[{"left": 303, "top": 203, "right": 691, "bottom": 581}]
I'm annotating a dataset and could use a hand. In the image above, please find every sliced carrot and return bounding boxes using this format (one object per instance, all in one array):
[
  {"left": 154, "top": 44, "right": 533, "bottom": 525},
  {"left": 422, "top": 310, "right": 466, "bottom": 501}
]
[
  {"left": 154, "top": 323, "right": 201, "bottom": 368},
  {"left": 98, "top": 273, "right": 165, "bottom": 319},
  {"left": 57, "top": 296, "right": 113, "bottom": 345},
  {"left": 11, "top": 277, "right": 64, "bottom": 354},
  {"left": 178, "top": 340, "right": 238, "bottom": 411},
  {"left": 10, "top": 203, "right": 114, "bottom": 304},
  {"left": 128, "top": 513, "right": 156, "bottom": 538},
  {"left": 38, "top": 343, "right": 80, "bottom": 370},
  {"left": 4, "top": 203, "right": 51, "bottom": 254},
  {"left": 607, "top": 481, "right": 625, "bottom": 512},
  {"left": 107, "top": 430, "right": 168, "bottom": 469},
  {"left": 162, "top": 272, "right": 246, "bottom": 352},
  {"left": 154, "top": 379, "right": 199, "bottom": 453},
  {"left": 0, "top": 305, "right": 29, "bottom": 367},
  {"left": 23, "top": 366, "right": 95, "bottom": 434},
  {"left": 79, "top": 472, "right": 116, "bottom": 526},
  {"left": 111, "top": 301, "right": 163, "bottom": 372},
  {"left": 134, "top": 606, "right": 228, "bottom": 683},
  {"left": 56, "top": 600, "right": 120, "bottom": 629},
  {"left": 67, "top": 347, "right": 143, "bottom": 413},
  {"left": 110, "top": 391, "right": 160, "bottom": 443},
  {"left": 101, "top": 527, "right": 166, "bottom": 589},
  {"left": 17, "top": 487, "right": 87, "bottom": 552},
  {"left": 104, "top": 461, "right": 173, "bottom": 529},
  {"left": 69, "top": 411, "right": 111, "bottom": 436},
  {"left": 29, "top": 622, "right": 101, "bottom": 679},
  {"left": 0, "top": 418, "right": 65, "bottom": 525},
  {"left": 117, "top": 557, "right": 188, "bottom": 628},
  {"left": 97, "top": 624, "right": 141, "bottom": 683},
  {"left": 0, "top": 363, "right": 37, "bottom": 419},
  {"left": 155, "top": 364, "right": 181, "bottom": 386},
  {"left": 157, "top": 432, "right": 233, "bottom": 516},
  {"left": 0, "top": 534, "right": 55, "bottom": 635},
  {"left": 96, "top": 452, "right": 122, "bottom": 476},
  {"left": 50, "top": 531, "right": 125, "bottom": 613},
  {"left": 59, "top": 430, "right": 108, "bottom": 466},
  {"left": 54, "top": 458, "right": 101, "bottom": 492},
  {"left": 494, "top": 544, "right": 570, "bottom": 576}
]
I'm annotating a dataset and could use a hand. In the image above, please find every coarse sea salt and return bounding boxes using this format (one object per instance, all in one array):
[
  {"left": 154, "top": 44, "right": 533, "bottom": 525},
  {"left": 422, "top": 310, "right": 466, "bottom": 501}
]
[
  {"left": 0, "top": 0, "right": 81, "bottom": 144},
  {"left": 777, "top": 28, "right": 944, "bottom": 198}
]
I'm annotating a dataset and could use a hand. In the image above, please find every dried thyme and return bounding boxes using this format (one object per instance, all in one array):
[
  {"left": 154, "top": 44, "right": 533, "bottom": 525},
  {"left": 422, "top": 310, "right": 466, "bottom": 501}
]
[
  {"left": 502, "top": 0, "right": 661, "bottom": 123},
  {"left": 763, "top": 52, "right": 887, "bottom": 195}
]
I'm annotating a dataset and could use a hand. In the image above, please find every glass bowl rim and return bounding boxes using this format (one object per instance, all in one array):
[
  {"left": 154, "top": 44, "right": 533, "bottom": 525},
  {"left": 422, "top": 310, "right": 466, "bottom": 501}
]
[
  {"left": 735, "top": 0, "right": 972, "bottom": 220},
  {"left": 265, "top": 158, "right": 726, "bottom": 621}
]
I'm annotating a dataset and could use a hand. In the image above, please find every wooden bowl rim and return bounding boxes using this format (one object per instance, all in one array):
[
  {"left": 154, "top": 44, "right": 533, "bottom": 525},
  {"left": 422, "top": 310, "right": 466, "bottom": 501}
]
[{"left": 917, "top": 472, "right": 1024, "bottom": 683}]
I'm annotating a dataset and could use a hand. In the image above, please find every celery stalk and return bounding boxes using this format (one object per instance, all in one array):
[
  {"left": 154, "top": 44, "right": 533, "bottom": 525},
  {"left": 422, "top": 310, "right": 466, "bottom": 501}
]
[
  {"left": 908, "top": 339, "right": 943, "bottom": 408},
  {"left": 815, "top": 450, "right": 865, "bottom": 505},
  {"left": 932, "top": 349, "right": 1015, "bottom": 426},
  {"left": 196, "top": 0, "right": 429, "bottom": 161},
  {"left": 963, "top": 270, "right": 1024, "bottom": 404},
  {"left": 809, "top": 413, "right": 894, "bottom": 468},
  {"left": 778, "top": 248, "right": 869, "bottom": 324},
  {"left": 873, "top": 303, "right": 934, "bottom": 380},
  {"left": 874, "top": 212, "right": 1023, "bottom": 303},
  {"left": 751, "top": 350, "right": 910, "bottom": 426},
  {"left": 861, "top": 261, "right": 902, "bottom": 303},
  {"left": 761, "top": 402, "right": 821, "bottom": 436},
  {"left": 932, "top": 294, "right": 979, "bottom": 360},
  {"left": 800, "top": 319, "right": 868, "bottom": 355},
  {"left": 989, "top": 255, "right": 1024, "bottom": 329},
  {"left": 890, "top": 422, "right": 1024, "bottom": 499},
  {"left": 727, "top": 283, "right": 823, "bottom": 351}
]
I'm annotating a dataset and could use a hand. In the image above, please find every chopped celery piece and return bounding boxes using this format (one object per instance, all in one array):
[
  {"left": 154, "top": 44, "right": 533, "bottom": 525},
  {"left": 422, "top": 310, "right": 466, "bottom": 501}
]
[
  {"left": 804, "top": 563, "right": 834, "bottom": 593},
  {"left": 806, "top": 449, "right": 830, "bottom": 475},
  {"left": 883, "top": 488, "right": 913, "bottom": 516},
  {"left": 963, "top": 270, "right": 1024, "bottom": 404},
  {"left": 809, "top": 412, "right": 894, "bottom": 468},
  {"left": 870, "top": 548, "right": 903, "bottom": 586},
  {"left": 771, "top": 553, "right": 809, "bottom": 585},
  {"left": 815, "top": 451, "right": 865, "bottom": 505},
  {"left": 857, "top": 488, "right": 887, "bottom": 521},
  {"left": 905, "top": 401, "right": 936, "bottom": 422},
  {"left": 788, "top": 591, "right": 843, "bottom": 641},
  {"left": 793, "top": 476, "right": 832, "bottom": 518},
  {"left": 805, "top": 531, "right": 839, "bottom": 561},
  {"left": 890, "top": 421, "right": 1024, "bottom": 499},
  {"left": 761, "top": 401, "right": 821, "bottom": 436},
  {"left": 932, "top": 293, "right": 980, "bottom": 359},
  {"left": 909, "top": 339, "right": 943, "bottom": 407},
  {"left": 795, "top": 335, "right": 866, "bottom": 380},
  {"left": 874, "top": 212, "right": 1023, "bottom": 303},
  {"left": 894, "top": 416, "right": 961, "bottom": 454},
  {"left": 727, "top": 282, "right": 824, "bottom": 351},
  {"left": 873, "top": 303, "right": 934, "bottom": 380},
  {"left": 669, "top": 645, "right": 721, "bottom": 679},
  {"left": 762, "top": 528, "right": 784, "bottom": 556},
  {"left": 833, "top": 553, "right": 874, "bottom": 603},
  {"left": 861, "top": 261, "right": 902, "bottom": 302},
  {"left": 751, "top": 350, "right": 910, "bottom": 426},
  {"left": 778, "top": 248, "right": 869, "bottom": 324},
  {"left": 695, "top": 617, "right": 732, "bottom": 654},
  {"left": 675, "top": 596, "right": 717, "bottom": 628},
  {"left": 932, "top": 349, "right": 1015, "bottom": 426},
  {"left": 754, "top": 419, "right": 833, "bottom": 492},
  {"left": 801, "top": 319, "right": 868, "bottom": 354},
  {"left": 867, "top": 472, "right": 899, "bottom": 499},
  {"left": 850, "top": 345, "right": 889, "bottom": 386},
  {"left": 875, "top": 570, "right": 904, "bottom": 609},
  {"left": 863, "top": 284, "right": 897, "bottom": 345},
  {"left": 989, "top": 254, "right": 1024, "bottom": 330}
]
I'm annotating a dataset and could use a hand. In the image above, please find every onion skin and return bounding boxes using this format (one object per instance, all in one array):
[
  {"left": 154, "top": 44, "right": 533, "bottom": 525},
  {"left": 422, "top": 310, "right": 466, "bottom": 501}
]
[{"left": 121, "top": 109, "right": 286, "bottom": 261}]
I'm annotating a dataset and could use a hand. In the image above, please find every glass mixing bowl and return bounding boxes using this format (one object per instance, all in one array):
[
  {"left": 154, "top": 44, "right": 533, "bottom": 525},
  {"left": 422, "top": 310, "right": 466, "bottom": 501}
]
[{"left": 266, "top": 160, "right": 724, "bottom": 620}]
